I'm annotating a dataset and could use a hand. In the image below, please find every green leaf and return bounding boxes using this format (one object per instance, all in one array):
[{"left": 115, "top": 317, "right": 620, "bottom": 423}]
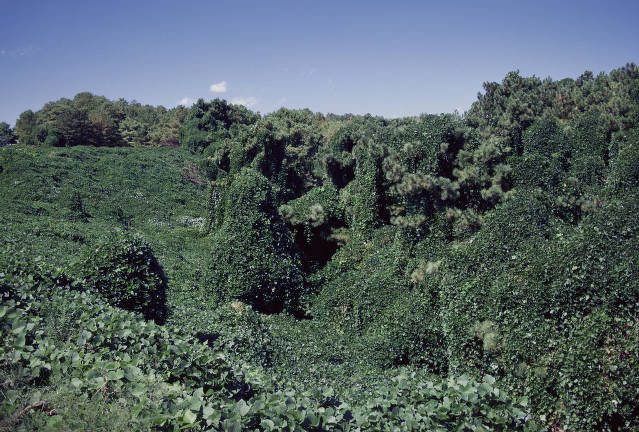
[
  {"left": 124, "top": 365, "right": 141, "bottom": 381},
  {"left": 15, "top": 333, "right": 26, "bottom": 348},
  {"left": 202, "top": 405, "right": 215, "bottom": 419},
  {"left": 261, "top": 419, "right": 275, "bottom": 430},
  {"left": 182, "top": 409, "right": 197, "bottom": 425},
  {"left": 106, "top": 369, "right": 124, "bottom": 381},
  {"left": 237, "top": 399, "right": 250, "bottom": 416},
  {"left": 6, "top": 390, "right": 19, "bottom": 404}
]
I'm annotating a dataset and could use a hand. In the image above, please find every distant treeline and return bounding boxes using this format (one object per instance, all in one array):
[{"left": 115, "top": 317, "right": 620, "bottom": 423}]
[
  {"left": 3, "top": 63, "right": 637, "bottom": 152},
  {"left": 8, "top": 93, "right": 188, "bottom": 147}
]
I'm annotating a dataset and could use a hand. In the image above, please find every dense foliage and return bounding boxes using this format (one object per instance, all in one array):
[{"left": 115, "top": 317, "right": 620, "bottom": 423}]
[
  {"left": 207, "top": 168, "right": 305, "bottom": 313},
  {"left": 0, "top": 122, "right": 17, "bottom": 146},
  {"left": 14, "top": 93, "right": 188, "bottom": 147},
  {"left": 72, "top": 232, "right": 168, "bottom": 323},
  {"left": 1, "top": 63, "right": 638, "bottom": 431},
  {"left": 179, "top": 98, "right": 259, "bottom": 153}
]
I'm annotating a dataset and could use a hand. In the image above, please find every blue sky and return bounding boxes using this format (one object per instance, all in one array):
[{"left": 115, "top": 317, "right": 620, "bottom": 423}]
[{"left": 1, "top": 0, "right": 638, "bottom": 124}]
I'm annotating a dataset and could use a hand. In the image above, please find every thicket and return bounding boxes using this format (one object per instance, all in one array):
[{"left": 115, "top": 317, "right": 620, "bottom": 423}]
[{"left": 1, "top": 63, "right": 638, "bottom": 431}]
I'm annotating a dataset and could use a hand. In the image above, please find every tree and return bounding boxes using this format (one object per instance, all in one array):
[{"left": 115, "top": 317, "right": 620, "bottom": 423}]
[
  {"left": 14, "top": 110, "right": 38, "bottom": 145},
  {"left": 0, "top": 122, "right": 17, "bottom": 145},
  {"left": 88, "top": 104, "right": 123, "bottom": 146},
  {"left": 75, "top": 232, "right": 167, "bottom": 323},
  {"left": 179, "top": 98, "right": 259, "bottom": 152},
  {"left": 39, "top": 100, "right": 91, "bottom": 146},
  {"left": 207, "top": 168, "right": 304, "bottom": 313},
  {"left": 11, "top": 93, "right": 187, "bottom": 148}
]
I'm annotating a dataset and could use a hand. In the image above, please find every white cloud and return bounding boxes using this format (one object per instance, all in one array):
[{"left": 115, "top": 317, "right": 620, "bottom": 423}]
[
  {"left": 1, "top": 47, "right": 36, "bottom": 57},
  {"left": 299, "top": 67, "right": 317, "bottom": 78},
  {"left": 209, "top": 81, "right": 227, "bottom": 93},
  {"left": 178, "top": 97, "right": 195, "bottom": 107},
  {"left": 387, "top": 112, "right": 412, "bottom": 119},
  {"left": 231, "top": 97, "right": 257, "bottom": 108}
]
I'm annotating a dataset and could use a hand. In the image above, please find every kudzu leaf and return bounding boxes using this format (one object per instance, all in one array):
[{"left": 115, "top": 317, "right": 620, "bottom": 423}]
[{"left": 182, "top": 409, "right": 197, "bottom": 425}]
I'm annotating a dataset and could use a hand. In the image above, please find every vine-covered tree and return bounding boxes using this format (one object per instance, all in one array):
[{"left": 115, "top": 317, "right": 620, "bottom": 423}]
[
  {"left": 0, "top": 122, "right": 17, "bottom": 145},
  {"left": 179, "top": 98, "right": 259, "bottom": 152}
]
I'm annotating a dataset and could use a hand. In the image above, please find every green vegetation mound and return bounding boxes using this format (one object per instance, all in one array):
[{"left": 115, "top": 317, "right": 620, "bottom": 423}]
[
  {"left": 74, "top": 231, "right": 168, "bottom": 323},
  {"left": 208, "top": 168, "right": 304, "bottom": 313}
]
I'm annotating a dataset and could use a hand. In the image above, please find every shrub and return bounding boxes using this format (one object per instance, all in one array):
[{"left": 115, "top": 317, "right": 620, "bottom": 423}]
[
  {"left": 208, "top": 168, "right": 304, "bottom": 313},
  {"left": 310, "top": 225, "right": 410, "bottom": 332},
  {"left": 75, "top": 231, "right": 167, "bottom": 323},
  {"left": 370, "top": 286, "right": 447, "bottom": 373},
  {"left": 201, "top": 301, "right": 276, "bottom": 368},
  {"left": 440, "top": 191, "right": 639, "bottom": 430},
  {"left": 179, "top": 98, "right": 258, "bottom": 153},
  {"left": 568, "top": 153, "right": 606, "bottom": 187},
  {"left": 510, "top": 152, "right": 565, "bottom": 191},
  {"left": 279, "top": 184, "right": 346, "bottom": 270},
  {"left": 608, "top": 129, "right": 639, "bottom": 193},
  {"left": 0, "top": 263, "right": 249, "bottom": 432},
  {"left": 570, "top": 109, "right": 608, "bottom": 160},
  {"left": 323, "top": 125, "right": 358, "bottom": 188},
  {"left": 521, "top": 118, "right": 569, "bottom": 158}
]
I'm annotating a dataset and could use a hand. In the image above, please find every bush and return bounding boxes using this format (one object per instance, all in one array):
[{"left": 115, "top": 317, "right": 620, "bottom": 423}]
[
  {"left": 178, "top": 98, "right": 258, "bottom": 153},
  {"left": 608, "top": 129, "right": 639, "bottom": 193},
  {"left": 310, "top": 225, "right": 410, "bottom": 332},
  {"left": 323, "top": 125, "right": 358, "bottom": 188},
  {"left": 510, "top": 152, "right": 565, "bottom": 191},
  {"left": 370, "top": 287, "right": 447, "bottom": 373},
  {"left": 470, "top": 190, "right": 553, "bottom": 259},
  {"left": 208, "top": 168, "right": 304, "bottom": 313},
  {"left": 201, "top": 301, "right": 277, "bottom": 368},
  {"left": 0, "top": 264, "right": 249, "bottom": 432},
  {"left": 75, "top": 231, "right": 167, "bottom": 323},
  {"left": 1, "top": 249, "right": 538, "bottom": 431},
  {"left": 570, "top": 110, "right": 608, "bottom": 160},
  {"left": 0, "top": 248, "right": 77, "bottom": 302},
  {"left": 439, "top": 191, "right": 639, "bottom": 430},
  {"left": 552, "top": 312, "right": 639, "bottom": 431},
  {"left": 279, "top": 184, "right": 346, "bottom": 270},
  {"left": 439, "top": 190, "right": 556, "bottom": 375},
  {"left": 521, "top": 118, "right": 569, "bottom": 158},
  {"left": 569, "top": 154, "right": 606, "bottom": 187}
]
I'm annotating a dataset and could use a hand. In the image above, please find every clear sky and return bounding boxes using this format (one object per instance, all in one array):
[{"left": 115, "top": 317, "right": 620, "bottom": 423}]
[{"left": 1, "top": 0, "right": 638, "bottom": 124}]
